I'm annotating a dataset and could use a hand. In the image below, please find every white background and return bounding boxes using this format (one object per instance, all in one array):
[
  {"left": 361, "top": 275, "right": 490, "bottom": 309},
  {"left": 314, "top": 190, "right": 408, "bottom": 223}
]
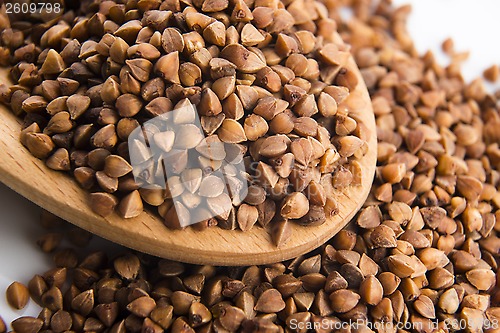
[{"left": 1, "top": 0, "right": 500, "bottom": 325}]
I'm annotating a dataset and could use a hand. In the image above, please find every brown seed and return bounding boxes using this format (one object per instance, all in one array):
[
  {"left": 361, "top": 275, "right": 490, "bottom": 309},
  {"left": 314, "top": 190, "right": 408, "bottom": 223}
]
[
  {"left": 104, "top": 155, "right": 133, "bottom": 178},
  {"left": 0, "top": 315, "right": 5, "bottom": 333},
  {"left": 26, "top": 275, "right": 48, "bottom": 308},
  {"left": 109, "top": 37, "right": 129, "bottom": 63},
  {"left": 237, "top": 204, "right": 259, "bottom": 231},
  {"left": 116, "top": 119, "right": 139, "bottom": 141},
  {"left": 158, "top": 259, "right": 185, "bottom": 277},
  {"left": 370, "top": 225, "right": 397, "bottom": 248},
  {"left": 11, "top": 317, "right": 44, "bottom": 333},
  {"left": 318, "top": 43, "right": 349, "bottom": 66},
  {"left": 294, "top": 94, "right": 318, "bottom": 118},
  {"left": 259, "top": 135, "right": 290, "bottom": 157},
  {"left": 293, "top": 117, "right": 318, "bottom": 137},
  {"left": 150, "top": 305, "right": 174, "bottom": 330},
  {"left": 254, "top": 289, "right": 285, "bottom": 313},
  {"left": 188, "top": 302, "right": 212, "bottom": 327},
  {"left": 141, "top": 317, "right": 162, "bottom": 333},
  {"left": 254, "top": 96, "right": 289, "bottom": 120},
  {"left": 198, "top": 87, "right": 223, "bottom": 116},
  {"left": 317, "top": 92, "right": 338, "bottom": 117},
  {"left": 96, "top": 171, "right": 118, "bottom": 193},
  {"left": 203, "top": 21, "right": 226, "bottom": 47},
  {"left": 438, "top": 288, "right": 460, "bottom": 314},
  {"left": 161, "top": 27, "right": 184, "bottom": 53},
  {"left": 273, "top": 274, "right": 302, "bottom": 298},
  {"left": 236, "top": 84, "right": 260, "bottom": 110},
  {"left": 201, "top": 114, "right": 226, "bottom": 135},
  {"left": 41, "top": 286, "right": 63, "bottom": 312},
  {"left": 456, "top": 175, "right": 483, "bottom": 202},
  {"left": 275, "top": 33, "right": 298, "bottom": 58},
  {"left": 255, "top": 67, "right": 281, "bottom": 93},
  {"left": 218, "top": 119, "right": 247, "bottom": 143},
  {"left": 114, "top": 254, "right": 140, "bottom": 280},
  {"left": 371, "top": 297, "right": 393, "bottom": 322},
  {"left": 221, "top": 93, "right": 244, "bottom": 121},
  {"left": 357, "top": 206, "right": 382, "bottom": 229},
  {"left": 270, "top": 155, "right": 295, "bottom": 183},
  {"left": 335, "top": 115, "right": 357, "bottom": 136},
  {"left": 44, "top": 111, "right": 73, "bottom": 135},
  {"left": 465, "top": 268, "right": 496, "bottom": 291},
  {"left": 25, "top": 133, "right": 55, "bottom": 159},
  {"left": 91, "top": 124, "right": 118, "bottom": 149},
  {"left": 179, "top": 62, "right": 202, "bottom": 86},
  {"left": 387, "top": 254, "right": 415, "bottom": 278},
  {"left": 40, "top": 49, "right": 65, "bottom": 75},
  {"left": 450, "top": 250, "right": 479, "bottom": 272},
  {"left": 46, "top": 148, "right": 71, "bottom": 171},
  {"left": 50, "top": 310, "right": 72, "bottom": 333},
  {"left": 6, "top": 281, "right": 30, "bottom": 310},
  {"left": 42, "top": 267, "right": 67, "bottom": 289},
  {"left": 297, "top": 205, "right": 327, "bottom": 226},
  {"left": 36, "top": 233, "right": 62, "bottom": 253},
  {"left": 221, "top": 44, "right": 266, "bottom": 73},
  {"left": 428, "top": 267, "right": 454, "bottom": 290},
  {"left": 419, "top": 206, "right": 446, "bottom": 229},
  {"left": 170, "top": 291, "right": 200, "bottom": 316},
  {"left": 211, "top": 77, "right": 236, "bottom": 102},
  {"left": 53, "top": 248, "right": 78, "bottom": 268},
  {"left": 291, "top": 138, "right": 313, "bottom": 166},
  {"left": 218, "top": 306, "right": 246, "bottom": 332},
  {"left": 117, "top": 190, "right": 143, "bottom": 218},
  {"left": 115, "top": 94, "right": 143, "bottom": 118},
  {"left": 413, "top": 295, "right": 435, "bottom": 319},
  {"left": 271, "top": 219, "right": 292, "bottom": 247},
  {"left": 123, "top": 59, "right": 153, "bottom": 85},
  {"left": 22, "top": 96, "right": 48, "bottom": 113},
  {"left": 269, "top": 112, "right": 295, "bottom": 135},
  {"left": 170, "top": 317, "right": 195, "bottom": 333},
  {"left": 244, "top": 114, "right": 268, "bottom": 141},
  {"left": 336, "top": 136, "right": 364, "bottom": 157},
  {"left": 460, "top": 307, "right": 485, "bottom": 333},
  {"left": 155, "top": 52, "right": 180, "bottom": 83},
  {"left": 297, "top": 255, "right": 321, "bottom": 276},
  {"left": 359, "top": 275, "right": 383, "bottom": 306},
  {"left": 255, "top": 161, "right": 279, "bottom": 188},
  {"left": 127, "top": 296, "right": 156, "bottom": 318},
  {"left": 209, "top": 57, "right": 236, "bottom": 79},
  {"left": 483, "top": 64, "right": 499, "bottom": 82},
  {"left": 281, "top": 192, "right": 309, "bottom": 219},
  {"left": 417, "top": 248, "right": 449, "bottom": 270},
  {"left": 462, "top": 294, "right": 490, "bottom": 312},
  {"left": 240, "top": 23, "right": 265, "bottom": 46},
  {"left": 183, "top": 31, "right": 206, "bottom": 54},
  {"left": 83, "top": 317, "right": 105, "bottom": 332},
  {"left": 89, "top": 192, "right": 119, "bottom": 217},
  {"left": 329, "top": 289, "right": 360, "bottom": 313},
  {"left": 381, "top": 163, "right": 407, "bottom": 184}
]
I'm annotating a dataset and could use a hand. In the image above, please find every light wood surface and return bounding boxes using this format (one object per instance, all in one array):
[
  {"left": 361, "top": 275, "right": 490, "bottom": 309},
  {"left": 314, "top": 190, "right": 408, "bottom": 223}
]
[{"left": 0, "top": 57, "right": 376, "bottom": 266}]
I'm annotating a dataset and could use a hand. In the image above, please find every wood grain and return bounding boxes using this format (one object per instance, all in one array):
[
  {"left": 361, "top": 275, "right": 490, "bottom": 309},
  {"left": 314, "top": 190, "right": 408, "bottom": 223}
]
[{"left": 0, "top": 57, "right": 376, "bottom": 266}]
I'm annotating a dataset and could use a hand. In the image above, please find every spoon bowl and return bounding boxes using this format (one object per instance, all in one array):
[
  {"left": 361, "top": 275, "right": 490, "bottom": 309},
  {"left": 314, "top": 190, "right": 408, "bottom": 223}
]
[{"left": 0, "top": 56, "right": 376, "bottom": 266}]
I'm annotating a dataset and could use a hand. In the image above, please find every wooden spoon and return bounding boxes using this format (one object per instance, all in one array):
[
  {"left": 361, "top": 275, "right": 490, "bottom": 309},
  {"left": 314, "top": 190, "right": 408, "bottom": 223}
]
[{"left": 0, "top": 56, "right": 376, "bottom": 266}]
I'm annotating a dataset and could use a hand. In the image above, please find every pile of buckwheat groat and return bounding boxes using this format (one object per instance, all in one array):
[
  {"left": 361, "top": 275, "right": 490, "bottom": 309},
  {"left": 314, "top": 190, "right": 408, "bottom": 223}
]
[
  {"left": 1, "top": 0, "right": 500, "bottom": 332},
  {"left": 0, "top": 0, "right": 369, "bottom": 239}
]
